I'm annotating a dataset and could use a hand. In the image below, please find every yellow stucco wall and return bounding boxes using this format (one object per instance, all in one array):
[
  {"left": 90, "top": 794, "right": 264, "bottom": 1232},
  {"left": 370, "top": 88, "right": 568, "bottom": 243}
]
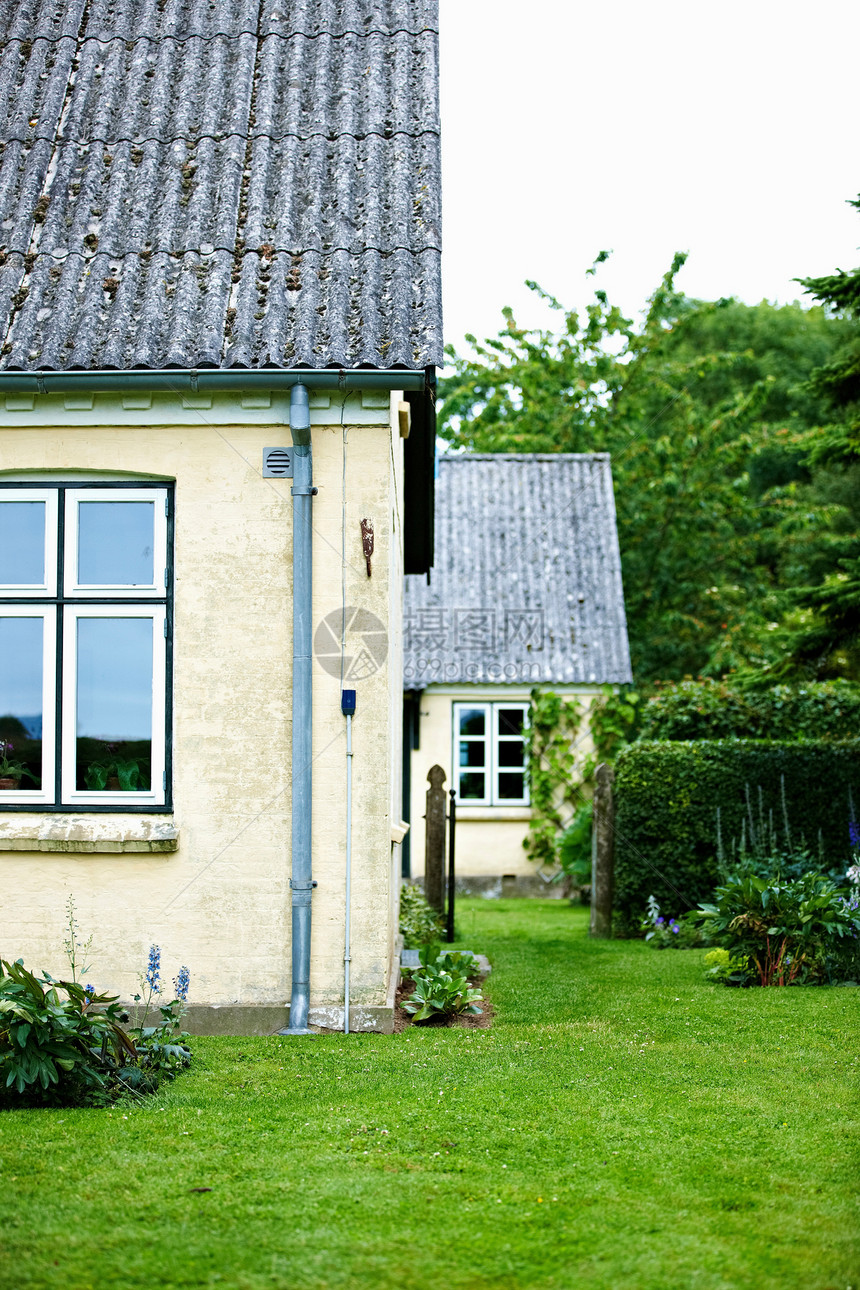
[
  {"left": 408, "top": 685, "right": 599, "bottom": 880},
  {"left": 0, "top": 399, "right": 404, "bottom": 1016}
]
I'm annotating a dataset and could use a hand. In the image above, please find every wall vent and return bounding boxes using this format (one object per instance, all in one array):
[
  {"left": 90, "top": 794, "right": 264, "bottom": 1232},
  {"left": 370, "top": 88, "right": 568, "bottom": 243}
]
[{"left": 262, "top": 447, "right": 294, "bottom": 478}]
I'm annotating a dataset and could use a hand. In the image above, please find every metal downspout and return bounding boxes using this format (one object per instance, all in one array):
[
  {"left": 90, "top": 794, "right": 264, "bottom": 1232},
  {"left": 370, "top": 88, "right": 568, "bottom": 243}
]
[{"left": 281, "top": 383, "right": 316, "bottom": 1036}]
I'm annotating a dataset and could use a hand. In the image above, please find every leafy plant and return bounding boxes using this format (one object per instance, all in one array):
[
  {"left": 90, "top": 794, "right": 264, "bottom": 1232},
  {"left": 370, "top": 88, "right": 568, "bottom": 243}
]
[
  {"left": 523, "top": 689, "right": 589, "bottom": 872},
  {"left": 126, "top": 948, "right": 192, "bottom": 1088},
  {"left": 402, "top": 965, "right": 483, "bottom": 1023},
  {"left": 640, "top": 679, "right": 860, "bottom": 743},
  {"left": 590, "top": 685, "right": 643, "bottom": 763},
  {"left": 399, "top": 884, "right": 444, "bottom": 949},
  {"left": 0, "top": 738, "right": 38, "bottom": 784},
  {"left": 695, "top": 872, "right": 860, "bottom": 985},
  {"left": 703, "top": 948, "right": 751, "bottom": 985},
  {"left": 0, "top": 960, "right": 135, "bottom": 1106},
  {"left": 407, "top": 944, "right": 480, "bottom": 981},
  {"left": 557, "top": 801, "right": 593, "bottom": 888},
  {"left": 640, "top": 895, "right": 706, "bottom": 949},
  {"left": 84, "top": 751, "right": 147, "bottom": 791}
]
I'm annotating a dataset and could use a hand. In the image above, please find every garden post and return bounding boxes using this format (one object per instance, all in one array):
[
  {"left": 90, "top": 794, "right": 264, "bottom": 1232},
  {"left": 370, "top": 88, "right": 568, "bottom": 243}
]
[
  {"left": 590, "top": 762, "right": 615, "bottom": 938},
  {"left": 425, "top": 764, "right": 447, "bottom": 914}
]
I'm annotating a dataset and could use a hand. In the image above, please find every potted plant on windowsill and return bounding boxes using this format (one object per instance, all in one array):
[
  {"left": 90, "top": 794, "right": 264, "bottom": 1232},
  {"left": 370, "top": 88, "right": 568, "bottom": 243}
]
[
  {"left": 0, "top": 740, "right": 39, "bottom": 791},
  {"left": 84, "top": 747, "right": 148, "bottom": 792}
]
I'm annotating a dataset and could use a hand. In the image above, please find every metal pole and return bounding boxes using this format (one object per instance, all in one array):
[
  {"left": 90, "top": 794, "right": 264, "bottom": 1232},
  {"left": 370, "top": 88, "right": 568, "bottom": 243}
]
[
  {"left": 281, "top": 384, "right": 316, "bottom": 1036},
  {"left": 446, "top": 788, "right": 456, "bottom": 943},
  {"left": 343, "top": 696, "right": 355, "bottom": 1033}
]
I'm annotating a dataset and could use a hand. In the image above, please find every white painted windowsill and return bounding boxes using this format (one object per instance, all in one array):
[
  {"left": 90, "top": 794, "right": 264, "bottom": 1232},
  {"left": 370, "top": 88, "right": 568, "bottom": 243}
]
[{"left": 0, "top": 815, "right": 179, "bottom": 854}]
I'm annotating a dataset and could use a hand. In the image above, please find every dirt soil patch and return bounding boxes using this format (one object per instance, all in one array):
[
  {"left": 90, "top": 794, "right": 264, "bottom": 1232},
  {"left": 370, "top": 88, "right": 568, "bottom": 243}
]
[{"left": 393, "top": 977, "right": 494, "bottom": 1032}]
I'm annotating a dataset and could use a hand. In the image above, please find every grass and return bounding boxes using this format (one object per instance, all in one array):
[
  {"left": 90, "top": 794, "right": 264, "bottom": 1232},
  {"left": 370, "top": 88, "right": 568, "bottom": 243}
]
[{"left": 1, "top": 899, "right": 858, "bottom": 1289}]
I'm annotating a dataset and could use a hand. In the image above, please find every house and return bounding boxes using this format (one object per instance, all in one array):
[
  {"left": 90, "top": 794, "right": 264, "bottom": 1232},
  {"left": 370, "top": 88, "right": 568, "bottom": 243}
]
[
  {"left": 0, "top": 0, "right": 441, "bottom": 1034},
  {"left": 402, "top": 454, "right": 632, "bottom": 894}
]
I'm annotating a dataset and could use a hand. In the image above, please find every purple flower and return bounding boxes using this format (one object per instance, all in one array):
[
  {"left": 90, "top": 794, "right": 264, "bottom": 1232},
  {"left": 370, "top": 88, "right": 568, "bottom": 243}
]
[
  {"left": 850, "top": 818, "right": 860, "bottom": 850},
  {"left": 145, "top": 945, "right": 161, "bottom": 994},
  {"left": 173, "top": 965, "right": 190, "bottom": 1002},
  {"left": 655, "top": 917, "right": 664, "bottom": 925}
]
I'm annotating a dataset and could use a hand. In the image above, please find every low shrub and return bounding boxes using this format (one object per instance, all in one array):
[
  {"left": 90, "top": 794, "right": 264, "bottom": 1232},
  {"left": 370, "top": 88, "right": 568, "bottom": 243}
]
[
  {"left": 695, "top": 872, "right": 860, "bottom": 986},
  {"left": 399, "top": 884, "right": 444, "bottom": 949},
  {"left": 703, "top": 948, "right": 751, "bottom": 985},
  {"left": 0, "top": 960, "right": 135, "bottom": 1106},
  {"left": 613, "top": 739, "right": 860, "bottom": 928},
  {"left": 402, "top": 945, "right": 483, "bottom": 1022},
  {"left": 557, "top": 801, "right": 593, "bottom": 888},
  {"left": 639, "top": 679, "right": 860, "bottom": 742}
]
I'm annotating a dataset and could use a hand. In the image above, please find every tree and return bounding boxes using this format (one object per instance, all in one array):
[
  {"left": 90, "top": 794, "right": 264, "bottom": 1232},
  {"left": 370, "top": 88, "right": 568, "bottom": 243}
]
[{"left": 440, "top": 257, "right": 847, "bottom": 682}]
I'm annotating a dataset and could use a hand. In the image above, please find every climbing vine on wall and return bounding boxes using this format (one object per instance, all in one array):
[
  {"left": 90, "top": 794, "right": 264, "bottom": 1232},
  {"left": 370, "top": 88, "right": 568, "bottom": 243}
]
[{"left": 523, "top": 689, "right": 591, "bottom": 869}]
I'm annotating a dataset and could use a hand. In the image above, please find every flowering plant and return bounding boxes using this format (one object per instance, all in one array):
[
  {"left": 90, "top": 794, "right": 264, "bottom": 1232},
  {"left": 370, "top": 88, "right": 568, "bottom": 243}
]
[
  {"left": 0, "top": 739, "right": 38, "bottom": 784},
  {"left": 641, "top": 895, "right": 706, "bottom": 949},
  {"left": 125, "top": 946, "right": 192, "bottom": 1089}
]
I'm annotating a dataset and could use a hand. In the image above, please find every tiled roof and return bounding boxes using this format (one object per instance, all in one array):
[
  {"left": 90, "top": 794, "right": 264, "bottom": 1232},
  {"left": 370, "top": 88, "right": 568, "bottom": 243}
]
[
  {"left": 404, "top": 455, "right": 633, "bottom": 687},
  {"left": 0, "top": 0, "right": 441, "bottom": 371}
]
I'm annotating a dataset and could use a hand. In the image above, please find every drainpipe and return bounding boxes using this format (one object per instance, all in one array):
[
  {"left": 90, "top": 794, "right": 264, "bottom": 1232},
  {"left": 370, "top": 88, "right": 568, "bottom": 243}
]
[{"left": 281, "top": 382, "right": 316, "bottom": 1037}]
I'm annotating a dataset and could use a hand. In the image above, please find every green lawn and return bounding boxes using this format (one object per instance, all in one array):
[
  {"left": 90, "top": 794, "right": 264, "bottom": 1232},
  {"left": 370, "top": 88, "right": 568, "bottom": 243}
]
[{"left": 1, "top": 900, "right": 858, "bottom": 1290}]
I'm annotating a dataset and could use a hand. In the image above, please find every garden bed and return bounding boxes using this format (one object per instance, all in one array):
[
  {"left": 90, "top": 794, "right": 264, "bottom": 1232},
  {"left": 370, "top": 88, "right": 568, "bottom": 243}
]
[{"left": 392, "top": 976, "right": 494, "bottom": 1032}]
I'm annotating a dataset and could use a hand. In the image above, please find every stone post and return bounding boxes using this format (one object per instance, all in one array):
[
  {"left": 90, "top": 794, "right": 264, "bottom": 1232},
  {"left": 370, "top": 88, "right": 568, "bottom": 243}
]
[
  {"left": 424, "top": 764, "right": 447, "bottom": 914},
  {"left": 590, "top": 762, "right": 615, "bottom": 938}
]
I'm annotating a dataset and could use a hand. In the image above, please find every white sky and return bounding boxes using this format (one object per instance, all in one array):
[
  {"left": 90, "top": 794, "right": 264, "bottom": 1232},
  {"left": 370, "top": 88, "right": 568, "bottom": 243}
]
[{"left": 439, "top": 0, "right": 860, "bottom": 359}]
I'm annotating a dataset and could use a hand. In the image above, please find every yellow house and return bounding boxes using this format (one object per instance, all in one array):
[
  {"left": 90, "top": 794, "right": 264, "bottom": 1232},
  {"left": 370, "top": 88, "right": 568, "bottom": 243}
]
[
  {"left": 403, "top": 454, "right": 632, "bottom": 895},
  {"left": 0, "top": 1, "right": 441, "bottom": 1033}
]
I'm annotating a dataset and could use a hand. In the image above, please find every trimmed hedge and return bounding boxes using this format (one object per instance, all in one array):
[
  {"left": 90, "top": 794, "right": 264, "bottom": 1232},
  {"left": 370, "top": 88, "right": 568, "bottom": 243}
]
[
  {"left": 638, "top": 680, "right": 860, "bottom": 742},
  {"left": 612, "top": 739, "right": 860, "bottom": 930}
]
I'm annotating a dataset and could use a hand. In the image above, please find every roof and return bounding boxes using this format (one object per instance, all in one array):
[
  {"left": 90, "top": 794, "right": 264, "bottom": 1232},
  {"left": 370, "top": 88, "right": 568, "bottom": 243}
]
[
  {"left": 0, "top": 0, "right": 441, "bottom": 372},
  {"left": 404, "top": 454, "right": 633, "bottom": 687}
]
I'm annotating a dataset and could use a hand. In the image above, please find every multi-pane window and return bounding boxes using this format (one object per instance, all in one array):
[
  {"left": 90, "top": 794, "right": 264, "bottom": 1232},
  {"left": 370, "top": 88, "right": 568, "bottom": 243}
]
[
  {"left": 0, "top": 484, "right": 171, "bottom": 809},
  {"left": 453, "top": 702, "right": 529, "bottom": 806}
]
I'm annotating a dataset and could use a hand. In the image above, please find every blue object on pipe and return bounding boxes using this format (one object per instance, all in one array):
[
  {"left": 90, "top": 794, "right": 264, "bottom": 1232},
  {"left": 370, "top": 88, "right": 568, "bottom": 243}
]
[
  {"left": 341, "top": 689, "right": 357, "bottom": 715},
  {"left": 281, "top": 383, "right": 316, "bottom": 1037}
]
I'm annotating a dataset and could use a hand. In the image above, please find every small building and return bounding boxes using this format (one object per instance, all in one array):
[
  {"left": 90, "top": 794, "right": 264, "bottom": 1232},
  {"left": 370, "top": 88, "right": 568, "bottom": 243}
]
[
  {"left": 0, "top": 0, "right": 441, "bottom": 1033},
  {"left": 403, "top": 453, "right": 632, "bottom": 894}
]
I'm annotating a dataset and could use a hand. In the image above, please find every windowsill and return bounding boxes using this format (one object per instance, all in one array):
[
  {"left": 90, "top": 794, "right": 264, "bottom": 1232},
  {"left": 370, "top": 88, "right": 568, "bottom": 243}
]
[
  {"left": 0, "top": 814, "right": 179, "bottom": 854},
  {"left": 455, "top": 805, "right": 532, "bottom": 822}
]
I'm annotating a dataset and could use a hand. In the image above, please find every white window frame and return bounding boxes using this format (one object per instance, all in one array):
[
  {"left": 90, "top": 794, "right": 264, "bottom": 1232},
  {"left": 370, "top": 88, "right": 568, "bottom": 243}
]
[
  {"left": 0, "top": 489, "right": 58, "bottom": 597},
  {"left": 61, "top": 605, "right": 167, "bottom": 807},
  {"left": 0, "top": 605, "right": 57, "bottom": 806},
  {"left": 453, "top": 701, "right": 530, "bottom": 807},
  {"left": 64, "top": 488, "right": 167, "bottom": 597}
]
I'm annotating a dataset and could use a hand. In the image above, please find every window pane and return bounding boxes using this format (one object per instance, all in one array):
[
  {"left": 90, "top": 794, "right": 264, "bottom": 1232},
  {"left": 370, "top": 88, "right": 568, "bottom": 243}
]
[
  {"left": 459, "top": 740, "right": 485, "bottom": 768},
  {"left": 498, "top": 772, "right": 525, "bottom": 800},
  {"left": 0, "top": 501, "right": 45, "bottom": 584},
  {"left": 498, "top": 739, "right": 525, "bottom": 768},
  {"left": 76, "top": 618, "right": 152, "bottom": 791},
  {"left": 0, "top": 617, "right": 43, "bottom": 788},
  {"left": 459, "top": 771, "right": 486, "bottom": 800},
  {"left": 77, "top": 501, "right": 154, "bottom": 586},
  {"left": 498, "top": 707, "right": 524, "bottom": 737},
  {"left": 458, "top": 708, "right": 485, "bottom": 736}
]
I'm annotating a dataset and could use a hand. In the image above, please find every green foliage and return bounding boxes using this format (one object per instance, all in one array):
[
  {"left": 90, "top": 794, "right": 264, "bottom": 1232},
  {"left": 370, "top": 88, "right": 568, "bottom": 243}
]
[
  {"left": 557, "top": 801, "right": 593, "bottom": 886},
  {"left": 589, "top": 684, "right": 644, "bottom": 763},
  {"left": 703, "top": 947, "right": 751, "bottom": 985},
  {"left": 640, "top": 895, "right": 707, "bottom": 949},
  {"left": 523, "top": 689, "right": 589, "bottom": 871},
  {"left": 84, "top": 753, "right": 147, "bottom": 791},
  {"left": 612, "top": 739, "right": 860, "bottom": 928},
  {"left": 399, "top": 884, "right": 443, "bottom": 949},
  {"left": 0, "top": 960, "right": 135, "bottom": 1106},
  {"left": 440, "top": 253, "right": 858, "bottom": 682},
  {"left": 639, "top": 679, "right": 860, "bottom": 741},
  {"left": 402, "top": 945, "right": 483, "bottom": 1023},
  {"left": 695, "top": 872, "right": 860, "bottom": 986}
]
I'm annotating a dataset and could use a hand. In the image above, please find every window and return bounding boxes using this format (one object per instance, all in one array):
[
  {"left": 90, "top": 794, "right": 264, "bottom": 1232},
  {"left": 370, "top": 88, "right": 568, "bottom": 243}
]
[
  {"left": 0, "top": 483, "right": 171, "bottom": 810},
  {"left": 453, "top": 702, "right": 529, "bottom": 806}
]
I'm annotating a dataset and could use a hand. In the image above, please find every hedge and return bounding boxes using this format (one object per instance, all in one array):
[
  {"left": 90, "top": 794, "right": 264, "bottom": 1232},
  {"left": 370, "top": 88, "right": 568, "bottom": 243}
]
[
  {"left": 638, "top": 679, "right": 860, "bottom": 742},
  {"left": 612, "top": 739, "right": 860, "bottom": 930}
]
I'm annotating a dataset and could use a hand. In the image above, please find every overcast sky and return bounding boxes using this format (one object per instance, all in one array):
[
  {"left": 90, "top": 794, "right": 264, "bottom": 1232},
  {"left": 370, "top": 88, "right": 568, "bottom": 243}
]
[{"left": 439, "top": 0, "right": 860, "bottom": 359}]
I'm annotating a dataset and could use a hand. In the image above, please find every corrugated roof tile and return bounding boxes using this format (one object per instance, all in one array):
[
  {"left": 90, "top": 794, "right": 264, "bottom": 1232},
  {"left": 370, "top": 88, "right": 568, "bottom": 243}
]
[
  {"left": 0, "top": 0, "right": 440, "bottom": 371},
  {"left": 404, "top": 456, "right": 633, "bottom": 687}
]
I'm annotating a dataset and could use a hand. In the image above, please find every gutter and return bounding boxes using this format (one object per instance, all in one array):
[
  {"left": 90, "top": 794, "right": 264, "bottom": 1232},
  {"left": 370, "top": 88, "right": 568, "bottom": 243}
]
[
  {"left": 281, "top": 384, "right": 316, "bottom": 1037},
  {"left": 0, "top": 368, "right": 427, "bottom": 394}
]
